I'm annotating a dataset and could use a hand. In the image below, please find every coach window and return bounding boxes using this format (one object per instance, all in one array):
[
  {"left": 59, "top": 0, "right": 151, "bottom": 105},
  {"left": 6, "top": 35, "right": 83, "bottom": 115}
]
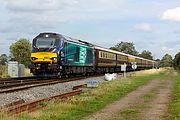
[
  {"left": 121, "top": 56, "right": 124, "bottom": 61},
  {"left": 100, "top": 52, "right": 102, "bottom": 58}
]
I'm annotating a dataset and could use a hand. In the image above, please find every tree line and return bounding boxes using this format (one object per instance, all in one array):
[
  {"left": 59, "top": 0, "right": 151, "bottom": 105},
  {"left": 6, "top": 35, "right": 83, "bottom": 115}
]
[
  {"left": 110, "top": 42, "right": 153, "bottom": 60},
  {"left": 110, "top": 42, "right": 180, "bottom": 70},
  {"left": 0, "top": 39, "right": 179, "bottom": 70}
]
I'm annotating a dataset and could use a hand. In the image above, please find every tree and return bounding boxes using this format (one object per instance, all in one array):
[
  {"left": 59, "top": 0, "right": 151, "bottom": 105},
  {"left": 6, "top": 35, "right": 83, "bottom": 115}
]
[
  {"left": 0, "top": 54, "right": 8, "bottom": 65},
  {"left": 9, "top": 38, "right": 31, "bottom": 67},
  {"left": 160, "top": 54, "right": 173, "bottom": 67},
  {"left": 138, "top": 50, "right": 153, "bottom": 60},
  {"left": 110, "top": 42, "right": 138, "bottom": 55},
  {"left": 155, "top": 59, "right": 160, "bottom": 62},
  {"left": 174, "top": 52, "right": 180, "bottom": 70}
]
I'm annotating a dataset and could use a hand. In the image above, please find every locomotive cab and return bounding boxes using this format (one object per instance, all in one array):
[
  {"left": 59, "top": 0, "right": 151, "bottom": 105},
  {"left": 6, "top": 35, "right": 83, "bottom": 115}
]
[{"left": 30, "top": 33, "right": 64, "bottom": 76}]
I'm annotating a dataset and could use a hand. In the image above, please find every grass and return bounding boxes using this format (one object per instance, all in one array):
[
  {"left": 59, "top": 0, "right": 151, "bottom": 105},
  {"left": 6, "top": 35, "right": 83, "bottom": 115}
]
[
  {"left": 118, "top": 108, "right": 139, "bottom": 120},
  {"left": 24, "top": 68, "right": 33, "bottom": 76},
  {"left": 168, "top": 71, "right": 180, "bottom": 120},
  {"left": 0, "top": 65, "right": 8, "bottom": 78},
  {"left": 1, "top": 69, "right": 166, "bottom": 120},
  {"left": 140, "top": 92, "right": 156, "bottom": 102}
]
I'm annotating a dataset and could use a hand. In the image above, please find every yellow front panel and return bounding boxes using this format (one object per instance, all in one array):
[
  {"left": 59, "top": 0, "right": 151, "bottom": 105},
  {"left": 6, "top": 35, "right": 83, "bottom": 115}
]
[{"left": 31, "top": 52, "right": 57, "bottom": 63}]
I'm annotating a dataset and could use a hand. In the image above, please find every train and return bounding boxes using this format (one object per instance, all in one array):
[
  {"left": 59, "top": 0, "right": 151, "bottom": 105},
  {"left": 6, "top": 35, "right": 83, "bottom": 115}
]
[{"left": 30, "top": 32, "right": 157, "bottom": 77}]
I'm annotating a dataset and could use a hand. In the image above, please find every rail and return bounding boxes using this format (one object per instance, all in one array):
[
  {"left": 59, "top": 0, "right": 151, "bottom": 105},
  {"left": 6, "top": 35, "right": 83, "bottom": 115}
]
[{"left": 1, "top": 90, "right": 82, "bottom": 115}]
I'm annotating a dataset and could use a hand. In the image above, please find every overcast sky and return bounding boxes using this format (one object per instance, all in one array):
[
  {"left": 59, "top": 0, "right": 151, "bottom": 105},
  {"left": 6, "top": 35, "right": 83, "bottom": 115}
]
[{"left": 0, "top": 0, "right": 180, "bottom": 59}]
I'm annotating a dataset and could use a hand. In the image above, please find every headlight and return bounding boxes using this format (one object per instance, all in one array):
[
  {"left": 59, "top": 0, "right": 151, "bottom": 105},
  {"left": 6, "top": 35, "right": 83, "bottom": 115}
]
[
  {"left": 51, "top": 57, "right": 57, "bottom": 61},
  {"left": 31, "top": 57, "right": 38, "bottom": 60}
]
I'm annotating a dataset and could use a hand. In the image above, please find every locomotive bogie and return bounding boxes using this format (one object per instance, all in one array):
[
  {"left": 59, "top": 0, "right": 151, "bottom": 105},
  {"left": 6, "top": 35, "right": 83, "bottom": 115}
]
[{"left": 30, "top": 63, "right": 59, "bottom": 75}]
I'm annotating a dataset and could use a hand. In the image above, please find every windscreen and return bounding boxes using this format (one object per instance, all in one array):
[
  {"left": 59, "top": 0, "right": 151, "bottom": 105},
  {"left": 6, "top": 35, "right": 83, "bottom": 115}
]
[{"left": 36, "top": 37, "right": 55, "bottom": 48}]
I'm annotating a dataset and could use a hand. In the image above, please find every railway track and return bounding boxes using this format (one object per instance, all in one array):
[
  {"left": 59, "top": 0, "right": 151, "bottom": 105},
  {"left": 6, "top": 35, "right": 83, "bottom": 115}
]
[
  {"left": 0, "top": 80, "right": 58, "bottom": 89},
  {"left": 0, "top": 76, "right": 37, "bottom": 81},
  {"left": 0, "top": 75, "right": 101, "bottom": 94},
  {"left": 1, "top": 90, "right": 82, "bottom": 115},
  {"left": 0, "top": 71, "right": 135, "bottom": 94}
]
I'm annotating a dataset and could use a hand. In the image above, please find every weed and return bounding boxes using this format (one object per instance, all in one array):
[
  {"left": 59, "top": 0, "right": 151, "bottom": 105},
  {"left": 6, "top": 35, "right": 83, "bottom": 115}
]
[{"left": 168, "top": 71, "right": 180, "bottom": 120}]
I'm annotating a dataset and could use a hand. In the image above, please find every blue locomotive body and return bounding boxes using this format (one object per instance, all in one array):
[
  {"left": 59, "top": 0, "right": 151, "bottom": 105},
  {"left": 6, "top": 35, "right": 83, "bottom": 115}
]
[{"left": 30, "top": 33, "right": 94, "bottom": 76}]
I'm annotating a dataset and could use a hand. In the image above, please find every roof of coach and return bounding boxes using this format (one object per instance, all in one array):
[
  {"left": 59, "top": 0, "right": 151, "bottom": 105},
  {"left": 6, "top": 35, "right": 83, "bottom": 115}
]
[{"left": 95, "top": 46, "right": 129, "bottom": 56}]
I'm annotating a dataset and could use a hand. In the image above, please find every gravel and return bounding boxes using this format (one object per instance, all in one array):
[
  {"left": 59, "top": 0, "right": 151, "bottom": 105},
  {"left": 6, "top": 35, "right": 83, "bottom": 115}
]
[{"left": 0, "top": 75, "right": 108, "bottom": 108}]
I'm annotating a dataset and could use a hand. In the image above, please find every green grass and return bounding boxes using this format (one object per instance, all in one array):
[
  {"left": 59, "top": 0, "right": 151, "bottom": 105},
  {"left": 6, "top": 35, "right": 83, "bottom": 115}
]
[
  {"left": 1, "top": 70, "right": 166, "bottom": 120},
  {"left": 0, "top": 65, "right": 8, "bottom": 78},
  {"left": 116, "top": 104, "right": 146, "bottom": 120},
  {"left": 169, "top": 72, "right": 180, "bottom": 120},
  {"left": 141, "top": 92, "right": 156, "bottom": 102},
  {"left": 119, "top": 108, "right": 139, "bottom": 120}
]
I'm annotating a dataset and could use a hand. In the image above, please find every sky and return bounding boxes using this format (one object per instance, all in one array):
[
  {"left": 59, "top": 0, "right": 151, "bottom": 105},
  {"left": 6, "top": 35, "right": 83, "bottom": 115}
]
[{"left": 0, "top": 0, "right": 180, "bottom": 59}]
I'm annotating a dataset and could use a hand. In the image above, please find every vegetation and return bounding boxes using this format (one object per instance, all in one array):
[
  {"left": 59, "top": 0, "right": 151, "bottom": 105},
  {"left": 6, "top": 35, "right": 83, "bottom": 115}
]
[
  {"left": 138, "top": 50, "right": 153, "bottom": 60},
  {"left": 173, "top": 52, "right": 180, "bottom": 71},
  {"left": 0, "top": 65, "right": 7, "bottom": 78},
  {"left": 169, "top": 72, "right": 180, "bottom": 120},
  {"left": 1, "top": 70, "right": 164, "bottom": 120},
  {"left": 9, "top": 38, "right": 31, "bottom": 67},
  {"left": 110, "top": 42, "right": 138, "bottom": 55},
  {"left": 0, "top": 54, "right": 8, "bottom": 65},
  {"left": 160, "top": 54, "right": 173, "bottom": 67},
  {"left": 110, "top": 42, "right": 153, "bottom": 60}
]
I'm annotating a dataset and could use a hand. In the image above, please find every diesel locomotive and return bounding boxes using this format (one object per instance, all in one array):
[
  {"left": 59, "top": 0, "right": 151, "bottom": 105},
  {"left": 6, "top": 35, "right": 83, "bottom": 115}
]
[{"left": 30, "top": 32, "right": 157, "bottom": 76}]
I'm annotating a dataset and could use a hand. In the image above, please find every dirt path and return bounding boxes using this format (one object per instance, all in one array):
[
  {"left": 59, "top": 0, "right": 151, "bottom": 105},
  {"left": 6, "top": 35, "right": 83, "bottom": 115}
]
[{"left": 85, "top": 79, "right": 173, "bottom": 120}]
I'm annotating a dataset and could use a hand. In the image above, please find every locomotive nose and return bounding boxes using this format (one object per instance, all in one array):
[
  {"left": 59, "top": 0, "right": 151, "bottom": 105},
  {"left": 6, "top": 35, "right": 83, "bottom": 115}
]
[{"left": 31, "top": 52, "right": 58, "bottom": 64}]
